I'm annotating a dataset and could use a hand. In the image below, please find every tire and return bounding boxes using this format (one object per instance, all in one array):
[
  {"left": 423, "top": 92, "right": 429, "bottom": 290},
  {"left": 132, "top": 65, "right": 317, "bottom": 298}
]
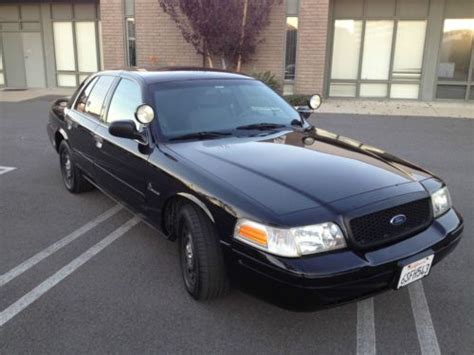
[
  {"left": 58, "top": 140, "right": 93, "bottom": 193},
  {"left": 178, "top": 203, "right": 230, "bottom": 300}
]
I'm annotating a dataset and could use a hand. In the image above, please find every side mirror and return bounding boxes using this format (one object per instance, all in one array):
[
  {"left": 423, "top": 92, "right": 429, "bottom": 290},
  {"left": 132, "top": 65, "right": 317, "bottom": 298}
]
[
  {"left": 308, "top": 94, "right": 322, "bottom": 110},
  {"left": 51, "top": 97, "right": 70, "bottom": 119},
  {"left": 109, "top": 120, "right": 147, "bottom": 143},
  {"left": 135, "top": 104, "right": 155, "bottom": 125},
  {"left": 295, "top": 94, "right": 322, "bottom": 119}
]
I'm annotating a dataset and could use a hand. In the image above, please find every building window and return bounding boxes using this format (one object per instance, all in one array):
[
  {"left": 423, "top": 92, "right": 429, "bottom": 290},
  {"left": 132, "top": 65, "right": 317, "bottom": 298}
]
[
  {"left": 0, "top": 40, "right": 4, "bottom": 86},
  {"left": 285, "top": 17, "right": 298, "bottom": 80},
  {"left": 51, "top": 3, "right": 100, "bottom": 87},
  {"left": 53, "top": 21, "right": 99, "bottom": 87},
  {"left": 125, "top": 0, "right": 136, "bottom": 67},
  {"left": 126, "top": 18, "right": 136, "bottom": 67},
  {"left": 436, "top": 19, "right": 474, "bottom": 100},
  {"left": 328, "top": 0, "right": 428, "bottom": 100},
  {"left": 284, "top": 0, "right": 299, "bottom": 90}
]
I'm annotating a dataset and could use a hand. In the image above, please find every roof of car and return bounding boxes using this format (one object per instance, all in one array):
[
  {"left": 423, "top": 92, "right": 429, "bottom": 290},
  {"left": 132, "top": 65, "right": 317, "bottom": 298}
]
[{"left": 99, "top": 67, "right": 253, "bottom": 84}]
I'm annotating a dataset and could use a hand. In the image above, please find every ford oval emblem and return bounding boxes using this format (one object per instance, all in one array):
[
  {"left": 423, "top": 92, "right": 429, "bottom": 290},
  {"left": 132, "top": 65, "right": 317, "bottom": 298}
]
[{"left": 390, "top": 214, "right": 407, "bottom": 226}]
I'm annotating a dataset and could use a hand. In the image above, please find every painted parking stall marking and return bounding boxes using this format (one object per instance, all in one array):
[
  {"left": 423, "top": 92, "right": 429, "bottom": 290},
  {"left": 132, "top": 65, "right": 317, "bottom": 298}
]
[
  {"left": 0, "top": 217, "right": 140, "bottom": 327},
  {"left": 0, "top": 166, "right": 16, "bottom": 175},
  {"left": 0, "top": 205, "right": 122, "bottom": 287},
  {"left": 357, "top": 298, "right": 376, "bottom": 355},
  {"left": 357, "top": 287, "right": 441, "bottom": 355},
  {"left": 409, "top": 281, "right": 441, "bottom": 355}
]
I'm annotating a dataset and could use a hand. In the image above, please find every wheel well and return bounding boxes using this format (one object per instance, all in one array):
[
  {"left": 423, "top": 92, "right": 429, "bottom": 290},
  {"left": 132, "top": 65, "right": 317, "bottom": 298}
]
[
  {"left": 55, "top": 131, "right": 65, "bottom": 152},
  {"left": 162, "top": 195, "right": 215, "bottom": 241},
  {"left": 162, "top": 196, "right": 185, "bottom": 240}
]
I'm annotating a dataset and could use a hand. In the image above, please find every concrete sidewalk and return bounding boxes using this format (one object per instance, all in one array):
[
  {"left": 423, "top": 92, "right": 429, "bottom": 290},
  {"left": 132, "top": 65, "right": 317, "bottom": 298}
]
[
  {"left": 320, "top": 99, "right": 474, "bottom": 119},
  {"left": 0, "top": 88, "right": 75, "bottom": 103},
  {"left": 1, "top": 88, "right": 473, "bottom": 119}
]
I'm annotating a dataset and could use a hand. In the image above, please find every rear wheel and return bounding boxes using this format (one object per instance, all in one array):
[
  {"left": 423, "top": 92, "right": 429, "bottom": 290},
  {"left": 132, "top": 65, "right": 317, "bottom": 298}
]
[
  {"left": 58, "top": 140, "right": 93, "bottom": 193},
  {"left": 178, "top": 203, "right": 229, "bottom": 300}
]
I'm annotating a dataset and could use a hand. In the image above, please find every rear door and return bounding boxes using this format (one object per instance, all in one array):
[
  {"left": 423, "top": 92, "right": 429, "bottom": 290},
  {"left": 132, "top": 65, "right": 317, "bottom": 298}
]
[
  {"left": 65, "top": 75, "right": 116, "bottom": 178},
  {"left": 93, "top": 78, "right": 152, "bottom": 212}
]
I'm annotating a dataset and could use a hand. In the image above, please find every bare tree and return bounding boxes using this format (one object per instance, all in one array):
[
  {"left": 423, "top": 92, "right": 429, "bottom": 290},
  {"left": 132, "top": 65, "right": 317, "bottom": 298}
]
[
  {"left": 236, "top": 0, "right": 248, "bottom": 72},
  {"left": 158, "top": 0, "right": 280, "bottom": 71}
]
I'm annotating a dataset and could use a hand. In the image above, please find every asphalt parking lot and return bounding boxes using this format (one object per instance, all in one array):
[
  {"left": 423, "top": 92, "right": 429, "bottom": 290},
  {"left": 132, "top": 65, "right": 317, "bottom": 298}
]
[{"left": 1, "top": 97, "right": 473, "bottom": 354}]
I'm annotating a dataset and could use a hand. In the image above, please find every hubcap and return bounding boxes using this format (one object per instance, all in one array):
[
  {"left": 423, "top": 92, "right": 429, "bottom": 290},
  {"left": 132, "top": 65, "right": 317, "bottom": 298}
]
[
  {"left": 61, "top": 150, "right": 73, "bottom": 188},
  {"left": 181, "top": 228, "right": 197, "bottom": 290},
  {"left": 185, "top": 237, "right": 194, "bottom": 268}
]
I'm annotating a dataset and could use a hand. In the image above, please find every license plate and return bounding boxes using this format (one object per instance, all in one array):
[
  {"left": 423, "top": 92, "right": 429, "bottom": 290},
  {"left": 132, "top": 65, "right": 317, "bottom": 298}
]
[{"left": 397, "top": 255, "right": 434, "bottom": 289}]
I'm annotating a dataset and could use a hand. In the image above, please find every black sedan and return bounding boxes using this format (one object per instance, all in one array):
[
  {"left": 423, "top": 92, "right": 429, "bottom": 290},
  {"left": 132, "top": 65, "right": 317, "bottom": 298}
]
[{"left": 47, "top": 69, "right": 463, "bottom": 308}]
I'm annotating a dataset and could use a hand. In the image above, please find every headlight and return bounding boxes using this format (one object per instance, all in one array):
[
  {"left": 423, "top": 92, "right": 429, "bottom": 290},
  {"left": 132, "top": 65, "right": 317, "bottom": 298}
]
[
  {"left": 431, "top": 186, "right": 452, "bottom": 218},
  {"left": 234, "top": 219, "right": 346, "bottom": 257}
]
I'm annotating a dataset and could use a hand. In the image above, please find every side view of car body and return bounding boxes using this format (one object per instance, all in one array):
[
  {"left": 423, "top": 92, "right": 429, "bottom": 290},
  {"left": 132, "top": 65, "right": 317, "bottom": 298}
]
[{"left": 47, "top": 69, "right": 463, "bottom": 309}]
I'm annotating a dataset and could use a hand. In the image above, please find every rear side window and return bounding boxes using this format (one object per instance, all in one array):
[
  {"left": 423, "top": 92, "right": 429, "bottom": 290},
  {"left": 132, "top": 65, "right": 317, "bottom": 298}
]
[
  {"left": 74, "top": 77, "right": 98, "bottom": 112},
  {"left": 107, "top": 79, "right": 142, "bottom": 125},
  {"left": 85, "top": 75, "right": 115, "bottom": 120}
]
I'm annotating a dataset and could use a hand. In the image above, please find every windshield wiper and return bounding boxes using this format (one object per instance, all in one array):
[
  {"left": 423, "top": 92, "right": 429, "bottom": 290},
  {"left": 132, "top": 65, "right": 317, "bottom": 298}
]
[
  {"left": 169, "top": 131, "right": 232, "bottom": 141},
  {"left": 235, "top": 123, "right": 289, "bottom": 131}
]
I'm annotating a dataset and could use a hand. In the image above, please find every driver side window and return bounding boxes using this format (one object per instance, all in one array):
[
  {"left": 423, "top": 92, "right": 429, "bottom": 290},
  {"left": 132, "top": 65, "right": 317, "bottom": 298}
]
[{"left": 107, "top": 79, "right": 142, "bottom": 127}]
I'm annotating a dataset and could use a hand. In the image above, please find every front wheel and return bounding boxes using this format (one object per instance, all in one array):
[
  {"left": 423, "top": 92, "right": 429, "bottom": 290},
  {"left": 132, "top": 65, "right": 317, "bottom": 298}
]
[
  {"left": 58, "top": 140, "right": 93, "bottom": 193},
  {"left": 178, "top": 204, "right": 230, "bottom": 300}
]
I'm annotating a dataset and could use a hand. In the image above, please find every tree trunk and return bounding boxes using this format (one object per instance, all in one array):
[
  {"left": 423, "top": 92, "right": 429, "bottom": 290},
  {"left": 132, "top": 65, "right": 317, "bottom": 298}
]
[
  {"left": 236, "top": 0, "right": 249, "bottom": 72},
  {"left": 205, "top": 48, "right": 214, "bottom": 68}
]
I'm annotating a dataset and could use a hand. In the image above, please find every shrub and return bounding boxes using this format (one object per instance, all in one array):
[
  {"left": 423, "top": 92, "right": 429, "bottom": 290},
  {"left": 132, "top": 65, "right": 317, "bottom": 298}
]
[
  {"left": 252, "top": 71, "right": 282, "bottom": 93},
  {"left": 284, "top": 94, "right": 312, "bottom": 107}
]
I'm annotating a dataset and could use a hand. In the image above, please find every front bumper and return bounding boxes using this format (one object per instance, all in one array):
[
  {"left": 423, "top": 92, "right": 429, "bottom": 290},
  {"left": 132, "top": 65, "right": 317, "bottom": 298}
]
[{"left": 225, "top": 208, "right": 463, "bottom": 310}]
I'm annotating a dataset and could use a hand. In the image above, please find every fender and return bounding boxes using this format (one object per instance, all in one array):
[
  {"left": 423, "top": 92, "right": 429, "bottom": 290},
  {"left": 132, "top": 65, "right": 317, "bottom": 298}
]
[
  {"left": 58, "top": 128, "right": 69, "bottom": 141},
  {"left": 177, "top": 192, "right": 215, "bottom": 223}
]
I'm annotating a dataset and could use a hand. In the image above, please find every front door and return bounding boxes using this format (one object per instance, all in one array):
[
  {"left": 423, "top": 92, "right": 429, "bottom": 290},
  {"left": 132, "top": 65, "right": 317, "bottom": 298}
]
[
  {"left": 93, "top": 78, "right": 151, "bottom": 213},
  {"left": 1, "top": 32, "right": 46, "bottom": 88},
  {"left": 66, "top": 75, "right": 115, "bottom": 178},
  {"left": 21, "top": 32, "right": 46, "bottom": 88},
  {"left": 2, "top": 32, "right": 26, "bottom": 87}
]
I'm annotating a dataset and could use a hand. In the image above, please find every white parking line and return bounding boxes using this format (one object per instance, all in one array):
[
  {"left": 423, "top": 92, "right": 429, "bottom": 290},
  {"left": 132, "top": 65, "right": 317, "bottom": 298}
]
[
  {"left": 0, "top": 205, "right": 122, "bottom": 287},
  {"left": 0, "top": 166, "right": 17, "bottom": 175},
  {"left": 0, "top": 217, "right": 140, "bottom": 327},
  {"left": 357, "top": 298, "right": 376, "bottom": 355},
  {"left": 409, "top": 281, "right": 441, "bottom": 355}
]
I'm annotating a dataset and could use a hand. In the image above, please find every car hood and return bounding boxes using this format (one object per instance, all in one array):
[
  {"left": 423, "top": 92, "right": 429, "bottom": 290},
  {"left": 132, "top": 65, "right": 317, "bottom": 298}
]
[{"left": 166, "top": 128, "right": 434, "bottom": 216}]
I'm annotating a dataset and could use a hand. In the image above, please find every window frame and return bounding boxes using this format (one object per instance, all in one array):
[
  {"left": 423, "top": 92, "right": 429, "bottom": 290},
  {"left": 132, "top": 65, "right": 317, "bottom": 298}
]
[
  {"left": 284, "top": 16, "right": 299, "bottom": 81},
  {"left": 434, "top": 18, "right": 474, "bottom": 101},
  {"left": 124, "top": 0, "right": 136, "bottom": 67},
  {"left": 51, "top": 2, "right": 101, "bottom": 88},
  {"left": 0, "top": 37, "right": 4, "bottom": 87},
  {"left": 125, "top": 18, "right": 136, "bottom": 67},
  {"left": 326, "top": 0, "right": 429, "bottom": 100},
  {"left": 283, "top": 0, "right": 300, "bottom": 94}
]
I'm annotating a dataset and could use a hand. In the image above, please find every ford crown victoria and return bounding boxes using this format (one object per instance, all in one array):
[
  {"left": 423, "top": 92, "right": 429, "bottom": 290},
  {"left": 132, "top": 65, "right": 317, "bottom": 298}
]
[{"left": 47, "top": 69, "right": 463, "bottom": 308}]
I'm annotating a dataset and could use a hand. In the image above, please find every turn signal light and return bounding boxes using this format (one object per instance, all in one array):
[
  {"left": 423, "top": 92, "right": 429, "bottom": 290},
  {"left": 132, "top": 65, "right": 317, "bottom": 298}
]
[{"left": 238, "top": 224, "right": 268, "bottom": 247}]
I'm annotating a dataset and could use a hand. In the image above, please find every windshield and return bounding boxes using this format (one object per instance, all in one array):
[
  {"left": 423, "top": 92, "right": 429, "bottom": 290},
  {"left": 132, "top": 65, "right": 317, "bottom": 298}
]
[{"left": 151, "top": 79, "right": 300, "bottom": 140}]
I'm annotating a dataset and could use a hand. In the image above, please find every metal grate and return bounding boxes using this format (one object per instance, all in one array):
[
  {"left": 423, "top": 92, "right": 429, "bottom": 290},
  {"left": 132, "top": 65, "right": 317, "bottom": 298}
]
[{"left": 349, "top": 198, "right": 432, "bottom": 249}]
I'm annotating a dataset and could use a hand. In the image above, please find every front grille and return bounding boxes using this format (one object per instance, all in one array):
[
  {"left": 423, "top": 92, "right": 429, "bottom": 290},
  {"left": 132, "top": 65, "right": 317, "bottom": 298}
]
[{"left": 349, "top": 198, "right": 432, "bottom": 249}]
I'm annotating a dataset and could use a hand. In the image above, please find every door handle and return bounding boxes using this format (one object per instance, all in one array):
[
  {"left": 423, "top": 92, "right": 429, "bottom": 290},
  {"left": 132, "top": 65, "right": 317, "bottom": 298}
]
[{"left": 94, "top": 136, "right": 103, "bottom": 149}]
